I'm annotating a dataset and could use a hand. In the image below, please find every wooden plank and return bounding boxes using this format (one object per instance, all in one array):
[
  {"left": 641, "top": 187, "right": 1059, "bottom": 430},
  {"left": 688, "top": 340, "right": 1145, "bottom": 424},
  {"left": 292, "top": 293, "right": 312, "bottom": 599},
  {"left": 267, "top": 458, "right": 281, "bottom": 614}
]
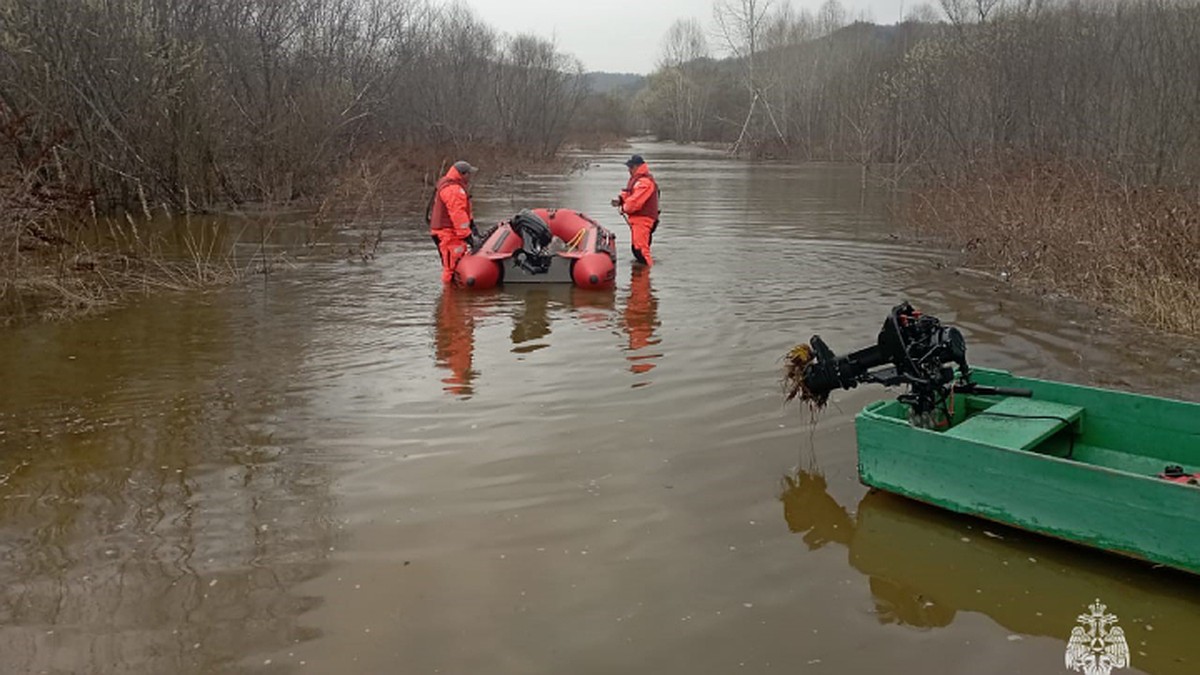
[
  {"left": 971, "top": 368, "right": 1200, "bottom": 462},
  {"left": 943, "top": 398, "right": 1084, "bottom": 451}
]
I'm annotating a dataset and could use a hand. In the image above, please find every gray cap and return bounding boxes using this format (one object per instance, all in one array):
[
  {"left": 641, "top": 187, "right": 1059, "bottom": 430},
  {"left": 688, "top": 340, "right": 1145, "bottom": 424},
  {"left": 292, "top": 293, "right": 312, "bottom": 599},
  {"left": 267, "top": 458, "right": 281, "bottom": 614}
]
[{"left": 453, "top": 160, "right": 477, "bottom": 175}]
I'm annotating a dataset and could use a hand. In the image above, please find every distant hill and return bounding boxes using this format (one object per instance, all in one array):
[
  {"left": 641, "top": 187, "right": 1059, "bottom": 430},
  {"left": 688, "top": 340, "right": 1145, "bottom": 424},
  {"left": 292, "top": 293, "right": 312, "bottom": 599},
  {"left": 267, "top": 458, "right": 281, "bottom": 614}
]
[{"left": 584, "top": 72, "right": 646, "bottom": 95}]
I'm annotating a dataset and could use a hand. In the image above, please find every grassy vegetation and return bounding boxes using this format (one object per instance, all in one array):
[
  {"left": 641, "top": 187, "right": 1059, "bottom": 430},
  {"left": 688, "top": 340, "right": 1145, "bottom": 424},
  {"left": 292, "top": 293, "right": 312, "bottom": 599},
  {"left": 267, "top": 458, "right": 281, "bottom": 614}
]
[{"left": 906, "top": 159, "right": 1200, "bottom": 336}]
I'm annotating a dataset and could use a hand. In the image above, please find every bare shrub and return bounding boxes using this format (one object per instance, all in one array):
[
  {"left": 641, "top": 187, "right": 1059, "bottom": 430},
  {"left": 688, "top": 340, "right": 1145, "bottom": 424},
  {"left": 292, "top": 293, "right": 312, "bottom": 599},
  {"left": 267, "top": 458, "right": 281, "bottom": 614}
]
[{"left": 907, "top": 158, "right": 1200, "bottom": 335}]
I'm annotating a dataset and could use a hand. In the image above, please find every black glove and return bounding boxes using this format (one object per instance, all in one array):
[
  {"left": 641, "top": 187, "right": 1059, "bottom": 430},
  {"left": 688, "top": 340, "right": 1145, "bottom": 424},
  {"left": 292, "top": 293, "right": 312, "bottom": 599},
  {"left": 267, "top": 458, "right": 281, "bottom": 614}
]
[
  {"left": 610, "top": 197, "right": 622, "bottom": 208},
  {"left": 467, "top": 220, "right": 483, "bottom": 250}
]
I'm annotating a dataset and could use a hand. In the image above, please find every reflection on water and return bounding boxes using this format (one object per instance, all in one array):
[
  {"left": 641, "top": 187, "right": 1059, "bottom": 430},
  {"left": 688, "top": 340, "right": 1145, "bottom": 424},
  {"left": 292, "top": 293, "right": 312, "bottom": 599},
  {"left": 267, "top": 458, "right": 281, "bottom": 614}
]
[
  {"left": 780, "top": 467, "right": 1200, "bottom": 673},
  {"left": 0, "top": 294, "right": 336, "bottom": 673},
  {"left": 510, "top": 288, "right": 556, "bottom": 352},
  {"left": 432, "top": 284, "right": 620, "bottom": 398},
  {"left": 434, "top": 287, "right": 481, "bottom": 397},
  {"left": 621, "top": 266, "right": 663, "bottom": 381},
  {"left": 781, "top": 470, "right": 854, "bottom": 550}
]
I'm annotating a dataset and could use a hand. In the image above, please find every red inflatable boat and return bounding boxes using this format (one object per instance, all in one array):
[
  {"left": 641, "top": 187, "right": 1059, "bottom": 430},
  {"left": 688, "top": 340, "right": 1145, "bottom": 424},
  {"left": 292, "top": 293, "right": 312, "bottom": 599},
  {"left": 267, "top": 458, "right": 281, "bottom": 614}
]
[{"left": 454, "top": 208, "right": 617, "bottom": 290}]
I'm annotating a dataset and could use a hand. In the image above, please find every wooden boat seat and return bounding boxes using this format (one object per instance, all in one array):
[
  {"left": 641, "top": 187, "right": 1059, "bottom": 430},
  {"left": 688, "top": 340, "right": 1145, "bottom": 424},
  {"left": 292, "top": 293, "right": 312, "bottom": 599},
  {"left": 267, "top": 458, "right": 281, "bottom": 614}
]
[{"left": 944, "top": 397, "right": 1085, "bottom": 451}]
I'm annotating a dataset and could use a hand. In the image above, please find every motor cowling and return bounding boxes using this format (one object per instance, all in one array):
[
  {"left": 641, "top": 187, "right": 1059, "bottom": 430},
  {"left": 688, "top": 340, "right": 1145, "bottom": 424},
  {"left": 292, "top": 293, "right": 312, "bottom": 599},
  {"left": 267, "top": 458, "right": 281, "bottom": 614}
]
[{"left": 510, "top": 209, "right": 555, "bottom": 274}]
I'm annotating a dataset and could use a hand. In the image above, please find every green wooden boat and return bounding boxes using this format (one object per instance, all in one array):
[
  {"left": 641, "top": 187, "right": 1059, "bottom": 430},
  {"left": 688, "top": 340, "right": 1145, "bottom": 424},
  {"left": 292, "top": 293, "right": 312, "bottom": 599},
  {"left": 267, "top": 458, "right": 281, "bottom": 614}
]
[
  {"left": 856, "top": 367, "right": 1200, "bottom": 574},
  {"left": 786, "top": 302, "right": 1200, "bottom": 574}
]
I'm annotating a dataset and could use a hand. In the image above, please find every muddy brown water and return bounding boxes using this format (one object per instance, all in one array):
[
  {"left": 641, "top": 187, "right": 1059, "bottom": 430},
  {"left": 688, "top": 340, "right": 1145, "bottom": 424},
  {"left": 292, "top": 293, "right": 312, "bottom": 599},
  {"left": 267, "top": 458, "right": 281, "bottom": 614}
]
[{"left": 1, "top": 142, "right": 1198, "bottom": 674}]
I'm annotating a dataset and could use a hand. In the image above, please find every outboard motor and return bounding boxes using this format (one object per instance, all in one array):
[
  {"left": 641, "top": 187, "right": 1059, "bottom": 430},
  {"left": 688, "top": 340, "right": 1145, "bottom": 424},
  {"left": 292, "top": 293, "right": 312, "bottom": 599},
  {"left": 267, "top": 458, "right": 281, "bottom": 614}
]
[
  {"left": 510, "top": 209, "right": 555, "bottom": 274},
  {"left": 784, "top": 302, "right": 1032, "bottom": 425}
]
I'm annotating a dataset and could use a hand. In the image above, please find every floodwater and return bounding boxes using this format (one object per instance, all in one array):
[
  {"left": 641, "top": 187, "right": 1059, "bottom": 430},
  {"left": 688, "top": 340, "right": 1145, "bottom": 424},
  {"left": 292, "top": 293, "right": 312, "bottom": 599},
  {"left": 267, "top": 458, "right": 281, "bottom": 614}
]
[{"left": 1, "top": 141, "right": 1198, "bottom": 674}]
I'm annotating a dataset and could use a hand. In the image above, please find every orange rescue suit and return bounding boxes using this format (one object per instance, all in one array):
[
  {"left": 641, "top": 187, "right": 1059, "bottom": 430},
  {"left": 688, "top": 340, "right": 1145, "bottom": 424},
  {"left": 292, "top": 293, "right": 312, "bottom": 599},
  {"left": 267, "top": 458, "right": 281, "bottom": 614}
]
[
  {"left": 618, "top": 164, "right": 659, "bottom": 266},
  {"left": 429, "top": 166, "right": 474, "bottom": 283}
]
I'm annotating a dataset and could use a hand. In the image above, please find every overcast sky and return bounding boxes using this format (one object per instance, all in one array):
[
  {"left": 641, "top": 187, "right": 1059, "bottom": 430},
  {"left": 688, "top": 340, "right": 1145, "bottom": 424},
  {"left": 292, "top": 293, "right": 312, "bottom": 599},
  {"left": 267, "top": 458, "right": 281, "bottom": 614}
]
[{"left": 464, "top": 0, "right": 917, "bottom": 74}]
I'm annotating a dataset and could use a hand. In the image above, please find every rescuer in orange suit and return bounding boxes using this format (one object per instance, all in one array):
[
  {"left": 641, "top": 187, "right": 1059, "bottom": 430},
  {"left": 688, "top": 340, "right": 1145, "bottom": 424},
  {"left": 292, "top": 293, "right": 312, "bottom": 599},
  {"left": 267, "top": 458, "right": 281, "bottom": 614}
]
[
  {"left": 428, "top": 160, "right": 480, "bottom": 284},
  {"left": 611, "top": 154, "right": 659, "bottom": 266}
]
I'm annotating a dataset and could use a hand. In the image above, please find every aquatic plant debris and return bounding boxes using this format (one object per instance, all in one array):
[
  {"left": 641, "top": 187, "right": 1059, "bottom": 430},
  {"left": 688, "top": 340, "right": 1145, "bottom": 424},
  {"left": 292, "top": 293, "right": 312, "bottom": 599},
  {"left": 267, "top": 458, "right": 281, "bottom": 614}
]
[{"left": 782, "top": 343, "right": 830, "bottom": 409}]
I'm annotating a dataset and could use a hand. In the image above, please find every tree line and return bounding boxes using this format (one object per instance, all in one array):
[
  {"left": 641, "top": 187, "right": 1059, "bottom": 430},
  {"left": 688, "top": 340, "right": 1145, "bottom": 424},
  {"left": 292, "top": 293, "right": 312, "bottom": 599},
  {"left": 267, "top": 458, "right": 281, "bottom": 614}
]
[
  {"left": 639, "top": 0, "right": 1200, "bottom": 185},
  {"left": 0, "top": 0, "right": 588, "bottom": 213}
]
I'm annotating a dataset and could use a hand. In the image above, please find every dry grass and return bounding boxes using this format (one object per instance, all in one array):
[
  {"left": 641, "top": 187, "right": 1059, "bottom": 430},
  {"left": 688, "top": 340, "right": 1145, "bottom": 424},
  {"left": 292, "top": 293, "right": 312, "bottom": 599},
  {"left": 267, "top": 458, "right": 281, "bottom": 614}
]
[
  {"left": 2, "top": 209, "right": 249, "bottom": 326},
  {"left": 906, "top": 159, "right": 1200, "bottom": 336},
  {"left": 2, "top": 105, "right": 247, "bottom": 324}
]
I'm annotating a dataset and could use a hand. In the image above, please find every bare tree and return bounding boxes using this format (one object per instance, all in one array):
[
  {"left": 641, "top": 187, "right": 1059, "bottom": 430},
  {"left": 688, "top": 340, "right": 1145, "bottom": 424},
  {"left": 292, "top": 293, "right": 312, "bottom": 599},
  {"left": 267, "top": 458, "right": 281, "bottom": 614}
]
[
  {"left": 636, "top": 0, "right": 1200, "bottom": 187},
  {"left": 661, "top": 18, "right": 710, "bottom": 69},
  {"left": 713, "top": 0, "right": 788, "bottom": 154},
  {"left": 654, "top": 19, "right": 713, "bottom": 142},
  {"left": 939, "top": 0, "right": 1005, "bottom": 24},
  {"left": 0, "top": 0, "right": 590, "bottom": 213},
  {"left": 904, "top": 3, "right": 943, "bottom": 22},
  {"left": 494, "top": 34, "right": 587, "bottom": 155},
  {"left": 819, "top": 0, "right": 848, "bottom": 34}
]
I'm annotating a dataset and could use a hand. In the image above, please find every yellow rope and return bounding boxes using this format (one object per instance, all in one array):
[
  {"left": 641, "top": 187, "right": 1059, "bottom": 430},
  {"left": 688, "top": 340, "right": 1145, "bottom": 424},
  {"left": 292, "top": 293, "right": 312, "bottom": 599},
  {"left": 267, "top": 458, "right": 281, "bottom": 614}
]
[{"left": 565, "top": 228, "right": 586, "bottom": 251}]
